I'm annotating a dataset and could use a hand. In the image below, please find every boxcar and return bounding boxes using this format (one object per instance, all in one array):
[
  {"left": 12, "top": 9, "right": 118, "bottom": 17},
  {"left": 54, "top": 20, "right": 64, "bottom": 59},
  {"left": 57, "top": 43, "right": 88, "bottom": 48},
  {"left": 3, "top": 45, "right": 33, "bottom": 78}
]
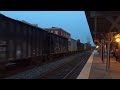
[
  {"left": 68, "top": 38, "right": 77, "bottom": 52},
  {"left": 0, "top": 14, "right": 69, "bottom": 64},
  {"left": 84, "top": 43, "right": 91, "bottom": 51},
  {"left": 77, "top": 40, "right": 84, "bottom": 52},
  {"left": 0, "top": 14, "right": 50, "bottom": 63},
  {"left": 49, "top": 32, "right": 68, "bottom": 54}
]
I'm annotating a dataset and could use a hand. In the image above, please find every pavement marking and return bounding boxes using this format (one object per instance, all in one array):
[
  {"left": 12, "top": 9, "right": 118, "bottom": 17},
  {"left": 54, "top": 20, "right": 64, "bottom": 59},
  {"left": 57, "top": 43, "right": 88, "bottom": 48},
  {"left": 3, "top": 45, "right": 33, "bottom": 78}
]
[{"left": 77, "top": 50, "right": 95, "bottom": 79}]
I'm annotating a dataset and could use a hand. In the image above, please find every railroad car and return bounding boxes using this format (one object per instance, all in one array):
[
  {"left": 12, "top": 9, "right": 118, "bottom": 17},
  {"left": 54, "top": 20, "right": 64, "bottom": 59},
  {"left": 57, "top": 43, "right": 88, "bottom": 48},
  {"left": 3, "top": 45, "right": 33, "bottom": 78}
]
[
  {"left": 0, "top": 14, "right": 50, "bottom": 61},
  {"left": 84, "top": 43, "right": 91, "bottom": 51},
  {"left": 68, "top": 38, "right": 77, "bottom": 52},
  {"left": 49, "top": 32, "right": 68, "bottom": 54},
  {"left": 0, "top": 14, "right": 69, "bottom": 69},
  {"left": 0, "top": 13, "right": 92, "bottom": 72},
  {"left": 79, "top": 43, "right": 84, "bottom": 51}
]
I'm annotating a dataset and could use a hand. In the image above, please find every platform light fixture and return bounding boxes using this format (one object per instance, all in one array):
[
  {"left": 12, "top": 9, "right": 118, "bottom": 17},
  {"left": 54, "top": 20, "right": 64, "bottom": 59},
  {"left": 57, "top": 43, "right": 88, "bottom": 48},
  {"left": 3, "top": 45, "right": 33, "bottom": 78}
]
[
  {"left": 96, "top": 45, "right": 99, "bottom": 48},
  {"left": 116, "top": 38, "right": 120, "bottom": 42},
  {"left": 115, "top": 33, "right": 120, "bottom": 42}
]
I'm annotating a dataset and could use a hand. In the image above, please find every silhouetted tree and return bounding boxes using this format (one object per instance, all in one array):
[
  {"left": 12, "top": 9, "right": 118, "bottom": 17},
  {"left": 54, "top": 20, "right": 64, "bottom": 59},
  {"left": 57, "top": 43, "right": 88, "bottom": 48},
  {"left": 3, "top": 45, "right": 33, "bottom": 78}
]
[{"left": 86, "top": 36, "right": 91, "bottom": 44}]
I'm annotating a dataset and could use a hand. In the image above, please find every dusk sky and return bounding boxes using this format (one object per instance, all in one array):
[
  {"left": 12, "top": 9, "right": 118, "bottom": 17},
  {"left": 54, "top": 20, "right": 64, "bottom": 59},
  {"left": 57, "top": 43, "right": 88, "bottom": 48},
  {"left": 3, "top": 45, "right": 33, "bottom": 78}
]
[{"left": 0, "top": 11, "right": 95, "bottom": 46}]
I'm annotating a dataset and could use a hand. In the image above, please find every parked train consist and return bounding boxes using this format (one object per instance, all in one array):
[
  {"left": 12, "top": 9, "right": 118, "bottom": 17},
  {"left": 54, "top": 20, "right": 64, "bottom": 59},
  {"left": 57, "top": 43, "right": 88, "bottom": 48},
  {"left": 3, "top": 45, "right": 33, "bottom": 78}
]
[
  {"left": 0, "top": 14, "right": 68, "bottom": 63},
  {"left": 0, "top": 14, "right": 91, "bottom": 70},
  {"left": 84, "top": 43, "right": 91, "bottom": 51},
  {"left": 49, "top": 32, "right": 68, "bottom": 54},
  {"left": 77, "top": 39, "right": 85, "bottom": 51},
  {"left": 68, "top": 38, "right": 77, "bottom": 52}
]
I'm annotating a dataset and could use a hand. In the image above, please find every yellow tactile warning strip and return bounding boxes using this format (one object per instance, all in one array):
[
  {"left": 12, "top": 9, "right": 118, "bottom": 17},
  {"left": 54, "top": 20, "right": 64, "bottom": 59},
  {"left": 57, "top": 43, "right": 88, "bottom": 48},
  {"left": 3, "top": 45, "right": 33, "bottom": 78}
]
[{"left": 77, "top": 50, "right": 95, "bottom": 79}]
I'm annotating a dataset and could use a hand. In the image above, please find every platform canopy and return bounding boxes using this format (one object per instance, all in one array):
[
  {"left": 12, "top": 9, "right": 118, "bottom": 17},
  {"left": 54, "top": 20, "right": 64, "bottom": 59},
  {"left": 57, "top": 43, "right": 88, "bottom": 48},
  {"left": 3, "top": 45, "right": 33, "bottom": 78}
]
[{"left": 85, "top": 11, "right": 120, "bottom": 45}]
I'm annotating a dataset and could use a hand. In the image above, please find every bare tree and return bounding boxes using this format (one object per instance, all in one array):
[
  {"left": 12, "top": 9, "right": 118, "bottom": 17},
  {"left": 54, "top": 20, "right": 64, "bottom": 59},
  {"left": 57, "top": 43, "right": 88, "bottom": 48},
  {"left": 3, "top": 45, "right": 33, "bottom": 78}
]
[{"left": 86, "top": 36, "right": 91, "bottom": 44}]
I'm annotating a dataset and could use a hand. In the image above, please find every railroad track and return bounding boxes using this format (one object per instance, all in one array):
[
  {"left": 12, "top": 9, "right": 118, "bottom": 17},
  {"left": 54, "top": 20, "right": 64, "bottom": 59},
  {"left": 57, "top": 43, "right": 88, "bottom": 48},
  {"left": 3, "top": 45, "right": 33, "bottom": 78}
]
[
  {"left": 63, "top": 55, "right": 89, "bottom": 79},
  {"left": 39, "top": 53, "right": 91, "bottom": 79},
  {"left": 5, "top": 51, "right": 92, "bottom": 79}
]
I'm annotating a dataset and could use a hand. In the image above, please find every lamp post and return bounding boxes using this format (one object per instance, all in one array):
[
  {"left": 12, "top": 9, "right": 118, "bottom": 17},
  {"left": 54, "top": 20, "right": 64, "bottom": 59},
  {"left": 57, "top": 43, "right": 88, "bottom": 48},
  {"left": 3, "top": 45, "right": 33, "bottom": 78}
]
[{"left": 106, "top": 33, "right": 120, "bottom": 72}]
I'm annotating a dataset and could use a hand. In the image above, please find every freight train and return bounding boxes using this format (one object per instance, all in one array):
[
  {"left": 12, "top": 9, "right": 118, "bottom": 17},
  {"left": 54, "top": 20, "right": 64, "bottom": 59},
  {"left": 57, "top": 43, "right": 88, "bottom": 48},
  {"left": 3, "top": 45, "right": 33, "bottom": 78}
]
[{"left": 0, "top": 14, "right": 91, "bottom": 70}]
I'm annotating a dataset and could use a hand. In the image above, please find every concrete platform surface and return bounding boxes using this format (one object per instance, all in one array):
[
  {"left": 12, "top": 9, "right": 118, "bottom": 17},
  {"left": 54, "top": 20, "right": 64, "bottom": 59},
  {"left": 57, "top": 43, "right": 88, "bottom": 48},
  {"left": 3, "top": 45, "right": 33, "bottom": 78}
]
[{"left": 77, "top": 50, "right": 120, "bottom": 79}]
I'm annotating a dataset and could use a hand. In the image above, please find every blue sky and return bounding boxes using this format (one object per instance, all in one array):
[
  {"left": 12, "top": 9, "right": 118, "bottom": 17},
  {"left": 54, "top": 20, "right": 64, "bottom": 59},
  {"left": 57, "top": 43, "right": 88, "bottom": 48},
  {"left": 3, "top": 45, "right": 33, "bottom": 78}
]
[{"left": 0, "top": 11, "right": 95, "bottom": 46}]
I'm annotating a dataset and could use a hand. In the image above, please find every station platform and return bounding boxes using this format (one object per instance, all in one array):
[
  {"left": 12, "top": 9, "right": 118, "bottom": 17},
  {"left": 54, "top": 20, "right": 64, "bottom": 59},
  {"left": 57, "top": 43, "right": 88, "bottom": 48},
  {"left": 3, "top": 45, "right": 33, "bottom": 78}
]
[{"left": 77, "top": 50, "right": 120, "bottom": 79}]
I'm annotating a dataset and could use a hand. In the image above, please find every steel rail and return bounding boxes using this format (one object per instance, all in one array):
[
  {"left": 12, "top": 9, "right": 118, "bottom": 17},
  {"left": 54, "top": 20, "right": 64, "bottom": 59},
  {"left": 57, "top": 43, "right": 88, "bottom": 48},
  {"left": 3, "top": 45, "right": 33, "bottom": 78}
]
[{"left": 63, "top": 55, "right": 89, "bottom": 79}]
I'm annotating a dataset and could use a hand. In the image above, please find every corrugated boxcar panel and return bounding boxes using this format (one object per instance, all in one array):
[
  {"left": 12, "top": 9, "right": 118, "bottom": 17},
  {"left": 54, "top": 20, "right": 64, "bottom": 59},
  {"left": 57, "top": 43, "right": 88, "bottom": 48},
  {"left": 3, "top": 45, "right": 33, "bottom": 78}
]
[
  {"left": 28, "top": 29, "right": 31, "bottom": 57},
  {"left": 26, "top": 29, "right": 29, "bottom": 57},
  {"left": 41, "top": 30, "right": 44, "bottom": 54},
  {"left": 30, "top": 29, "right": 33, "bottom": 57},
  {"left": 39, "top": 30, "right": 42, "bottom": 55},
  {"left": 22, "top": 42, "right": 27, "bottom": 58},
  {"left": 28, "top": 43, "right": 31, "bottom": 57},
  {"left": 49, "top": 33, "right": 68, "bottom": 54},
  {"left": 16, "top": 40, "right": 22, "bottom": 59},
  {"left": 49, "top": 33, "right": 54, "bottom": 53},
  {"left": 43, "top": 31, "right": 46, "bottom": 54},
  {"left": 32, "top": 29, "right": 36, "bottom": 56},
  {"left": 8, "top": 40, "right": 14, "bottom": 60},
  {"left": 36, "top": 29, "right": 39, "bottom": 56},
  {"left": 34, "top": 28, "right": 37, "bottom": 56},
  {"left": 0, "top": 40, "right": 7, "bottom": 61},
  {"left": 0, "top": 14, "right": 70, "bottom": 62},
  {"left": 43, "top": 31, "right": 49, "bottom": 54}
]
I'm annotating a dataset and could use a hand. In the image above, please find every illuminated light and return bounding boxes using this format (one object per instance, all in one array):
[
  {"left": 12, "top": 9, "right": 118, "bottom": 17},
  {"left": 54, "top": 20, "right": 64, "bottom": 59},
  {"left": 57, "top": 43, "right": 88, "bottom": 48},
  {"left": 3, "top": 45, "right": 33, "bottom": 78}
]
[
  {"left": 116, "top": 38, "right": 120, "bottom": 42},
  {"left": 114, "top": 33, "right": 120, "bottom": 42},
  {"left": 115, "top": 33, "right": 120, "bottom": 38},
  {"left": 96, "top": 45, "right": 99, "bottom": 48}
]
